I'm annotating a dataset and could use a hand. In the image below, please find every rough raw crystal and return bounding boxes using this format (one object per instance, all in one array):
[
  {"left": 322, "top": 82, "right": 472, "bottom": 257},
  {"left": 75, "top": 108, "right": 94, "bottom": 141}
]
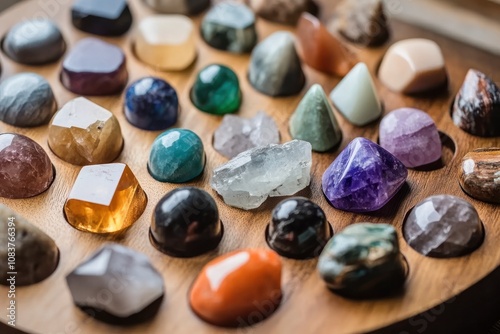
[
  {"left": 248, "top": 31, "right": 305, "bottom": 97},
  {"left": 66, "top": 244, "right": 164, "bottom": 324},
  {"left": 150, "top": 187, "right": 223, "bottom": 257},
  {"left": 247, "top": 0, "right": 318, "bottom": 25},
  {"left": 290, "top": 84, "right": 342, "bottom": 152},
  {"left": 213, "top": 111, "right": 279, "bottom": 158},
  {"left": 322, "top": 137, "right": 407, "bottom": 212},
  {"left": 2, "top": 19, "right": 66, "bottom": 65},
  {"left": 201, "top": 2, "right": 257, "bottom": 53},
  {"left": 378, "top": 38, "right": 447, "bottom": 94},
  {"left": 403, "top": 195, "right": 484, "bottom": 258},
  {"left": 297, "top": 13, "right": 355, "bottom": 76},
  {"left": 211, "top": 140, "right": 312, "bottom": 210},
  {"left": 379, "top": 108, "right": 442, "bottom": 168},
  {"left": 135, "top": 15, "right": 196, "bottom": 71},
  {"left": 329, "top": 0, "right": 390, "bottom": 47},
  {"left": 330, "top": 62, "right": 381, "bottom": 126},
  {"left": 64, "top": 163, "right": 147, "bottom": 234},
  {"left": 72, "top": 0, "right": 132, "bottom": 36},
  {"left": 0, "top": 73, "right": 57, "bottom": 127},
  {"left": 459, "top": 148, "right": 500, "bottom": 204},
  {"left": 189, "top": 249, "right": 282, "bottom": 327},
  {"left": 318, "top": 223, "right": 407, "bottom": 298},
  {"left": 266, "top": 197, "right": 332, "bottom": 259},
  {"left": 451, "top": 69, "right": 500, "bottom": 137},
  {"left": 0, "top": 204, "right": 59, "bottom": 286},
  {"left": 0, "top": 133, "right": 54, "bottom": 199},
  {"left": 61, "top": 38, "right": 128, "bottom": 95},
  {"left": 48, "top": 97, "right": 123, "bottom": 166},
  {"left": 142, "top": 0, "right": 210, "bottom": 15}
]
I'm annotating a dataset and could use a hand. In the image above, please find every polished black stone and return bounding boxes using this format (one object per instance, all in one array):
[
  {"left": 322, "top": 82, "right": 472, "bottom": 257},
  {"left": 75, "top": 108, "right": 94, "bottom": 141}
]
[
  {"left": 150, "top": 187, "right": 223, "bottom": 257},
  {"left": 72, "top": 0, "right": 133, "bottom": 36},
  {"left": 266, "top": 197, "right": 332, "bottom": 259}
]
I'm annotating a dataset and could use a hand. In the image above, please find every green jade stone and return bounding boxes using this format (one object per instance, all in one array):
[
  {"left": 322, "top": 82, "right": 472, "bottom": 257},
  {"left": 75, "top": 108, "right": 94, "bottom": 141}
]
[{"left": 190, "top": 64, "right": 241, "bottom": 115}]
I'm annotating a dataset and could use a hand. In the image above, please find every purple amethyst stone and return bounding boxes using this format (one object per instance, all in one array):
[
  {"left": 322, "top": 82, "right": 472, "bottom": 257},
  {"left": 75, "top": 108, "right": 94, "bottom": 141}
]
[{"left": 322, "top": 137, "right": 408, "bottom": 212}]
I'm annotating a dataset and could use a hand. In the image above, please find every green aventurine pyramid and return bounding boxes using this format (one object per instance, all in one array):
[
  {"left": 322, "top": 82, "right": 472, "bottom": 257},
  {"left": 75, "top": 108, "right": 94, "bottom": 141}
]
[{"left": 289, "top": 84, "right": 342, "bottom": 152}]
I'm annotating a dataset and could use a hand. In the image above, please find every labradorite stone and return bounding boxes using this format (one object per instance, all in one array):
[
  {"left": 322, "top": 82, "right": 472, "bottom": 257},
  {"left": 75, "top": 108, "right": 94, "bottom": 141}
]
[
  {"left": 317, "top": 223, "right": 407, "bottom": 298},
  {"left": 201, "top": 2, "right": 257, "bottom": 53},
  {"left": 2, "top": 19, "right": 66, "bottom": 65},
  {"left": 0, "top": 73, "right": 57, "bottom": 127},
  {"left": 148, "top": 129, "right": 206, "bottom": 183},
  {"left": 190, "top": 64, "right": 241, "bottom": 115},
  {"left": 72, "top": 0, "right": 133, "bottom": 36}
]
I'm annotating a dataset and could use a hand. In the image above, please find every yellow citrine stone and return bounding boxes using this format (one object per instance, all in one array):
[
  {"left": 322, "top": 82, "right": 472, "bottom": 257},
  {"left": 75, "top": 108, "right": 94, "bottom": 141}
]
[{"left": 64, "top": 163, "right": 147, "bottom": 234}]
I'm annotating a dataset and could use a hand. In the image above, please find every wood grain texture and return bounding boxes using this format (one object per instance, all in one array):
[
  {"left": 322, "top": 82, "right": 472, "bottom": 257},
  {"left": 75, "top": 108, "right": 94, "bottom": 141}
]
[{"left": 0, "top": 1, "right": 499, "bottom": 333}]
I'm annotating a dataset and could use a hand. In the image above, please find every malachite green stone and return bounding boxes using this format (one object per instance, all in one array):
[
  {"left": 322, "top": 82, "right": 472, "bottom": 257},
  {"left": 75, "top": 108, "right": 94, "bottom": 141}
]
[
  {"left": 148, "top": 129, "right": 206, "bottom": 183},
  {"left": 289, "top": 84, "right": 342, "bottom": 152},
  {"left": 190, "top": 64, "right": 241, "bottom": 115}
]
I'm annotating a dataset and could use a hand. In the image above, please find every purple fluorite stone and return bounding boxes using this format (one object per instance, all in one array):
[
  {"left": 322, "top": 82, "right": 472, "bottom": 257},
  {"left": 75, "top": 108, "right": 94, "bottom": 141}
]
[
  {"left": 61, "top": 38, "right": 128, "bottom": 95},
  {"left": 322, "top": 137, "right": 407, "bottom": 212},
  {"left": 379, "top": 108, "right": 442, "bottom": 168}
]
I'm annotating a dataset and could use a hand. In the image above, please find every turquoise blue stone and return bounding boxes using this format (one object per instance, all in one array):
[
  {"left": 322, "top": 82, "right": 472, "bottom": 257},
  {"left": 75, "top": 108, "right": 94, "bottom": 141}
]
[{"left": 148, "top": 129, "right": 205, "bottom": 183}]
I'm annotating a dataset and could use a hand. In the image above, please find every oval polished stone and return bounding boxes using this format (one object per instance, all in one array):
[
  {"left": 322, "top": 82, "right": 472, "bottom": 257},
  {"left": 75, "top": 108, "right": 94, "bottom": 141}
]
[
  {"left": 189, "top": 249, "right": 282, "bottom": 327},
  {"left": 0, "top": 73, "right": 57, "bottom": 127},
  {"left": 403, "top": 195, "right": 484, "bottom": 258},
  {"left": 148, "top": 129, "right": 205, "bottom": 183},
  {"left": 266, "top": 197, "right": 332, "bottom": 259},
  {"left": 0, "top": 133, "right": 54, "bottom": 199},
  {"left": 150, "top": 187, "right": 223, "bottom": 257},
  {"left": 72, "top": 0, "right": 133, "bottom": 36},
  {"left": 142, "top": 0, "right": 210, "bottom": 15},
  {"left": 61, "top": 38, "right": 128, "bottom": 96},
  {"left": 459, "top": 148, "right": 500, "bottom": 204},
  {"left": 125, "top": 77, "right": 179, "bottom": 130},
  {"left": 2, "top": 19, "right": 66, "bottom": 65}
]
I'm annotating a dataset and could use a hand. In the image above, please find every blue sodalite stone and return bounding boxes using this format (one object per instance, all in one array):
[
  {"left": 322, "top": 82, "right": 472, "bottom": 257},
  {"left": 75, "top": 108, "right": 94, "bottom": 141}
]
[
  {"left": 148, "top": 129, "right": 205, "bottom": 183},
  {"left": 322, "top": 137, "right": 407, "bottom": 212},
  {"left": 125, "top": 77, "right": 179, "bottom": 131}
]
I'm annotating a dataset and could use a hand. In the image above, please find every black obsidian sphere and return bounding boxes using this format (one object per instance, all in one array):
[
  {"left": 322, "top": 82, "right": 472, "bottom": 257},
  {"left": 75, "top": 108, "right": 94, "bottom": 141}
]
[
  {"left": 71, "top": 0, "right": 133, "bottom": 37},
  {"left": 150, "top": 187, "right": 223, "bottom": 257},
  {"left": 266, "top": 197, "right": 332, "bottom": 259}
]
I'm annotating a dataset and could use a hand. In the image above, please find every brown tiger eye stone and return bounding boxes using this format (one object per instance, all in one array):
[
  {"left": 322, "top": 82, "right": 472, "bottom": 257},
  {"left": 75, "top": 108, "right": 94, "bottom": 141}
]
[{"left": 459, "top": 148, "right": 500, "bottom": 203}]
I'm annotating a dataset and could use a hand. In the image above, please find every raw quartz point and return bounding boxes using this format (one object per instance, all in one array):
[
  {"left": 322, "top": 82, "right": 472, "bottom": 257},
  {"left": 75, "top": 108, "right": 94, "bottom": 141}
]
[
  {"left": 72, "top": 0, "right": 133, "bottom": 36},
  {"left": 451, "top": 69, "right": 500, "bottom": 137},
  {"left": 248, "top": 31, "right": 305, "bottom": 97},
  {"left": 330, "top": 0, "right": 390, "bottom": 47},
  {"left": 297, "top": 13, "right": 355, "bottom": 77},
  {"left": 330, "top": 63, "right": 381, "bottom": 126},
  {"left": 247, "top": 0, "right": 319, "bottom": 25},
  {"left": 201, "top": 2, "right": 257, "bottom": 53},
  {"left": 289, "top": 84, "right": 342, "bottom": 152},
  {"left": 318, "top": 223, "right": 407, "bottom": 298},
  {"left": 0, "top": 73, "right": 57, "bottom": 127},
  {"left": 64, "top": 163, "right": 147, "bottom": 234},
  {"left": 459, "top": 148, "right": 500, "bottom": 204},
  {"left": 135, "top": 15, "right": 196, "bottom": 71},
  {"left": 61, "top": 38, "right": 128, "bottom": 96},
  {"left": 2, "top": 19, "right": 66, "bottom": 65},
  {"left": 322, "top": 137, "right": 407, "bottom": 212},
  {"left": 142, "top": 0, "right": 210, "bottom": 15},
  {"left": 403, "top": 195, "right": 484, "bottom": 258},
  {"left": 378, "top": 38, "right": 447, "bottom": 94},
  {"left": 0, "top": 133, "right": 55, "bottom": 199},
  {"left": 379, "top": 108, "right": 442, "bottom": 168},
  {"left": 66, "top": 244, "right": 164, "bottom": 325},
  {"left": 48, "top": 97, "right": 123, "bottom": 166},
  {"left": 0, "top": 204, "right": 59, "bottom": 286},
  {"left": 211, "top": 140, "right": 312, "bottom": 210},
  {"left": 213, "top": 111, "right": 280, "bottom": 158}
]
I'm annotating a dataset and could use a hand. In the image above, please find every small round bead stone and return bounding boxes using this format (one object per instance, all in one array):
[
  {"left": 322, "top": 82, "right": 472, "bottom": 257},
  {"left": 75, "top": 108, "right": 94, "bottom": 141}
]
[
  {"left": 148, "top": 129, "right": 205, "bottom": 183},
  {"left": 125, "top": 77, "right": 179, "bottom": 130},
  {"left": 266, "top": 197, "right": 332, "bottom": 259},
  {"left": 150, "top": 187, "right": 223, "bottom": 257},
  {"left": 190, "top": 64, "right": 241, "bottom": 115}
]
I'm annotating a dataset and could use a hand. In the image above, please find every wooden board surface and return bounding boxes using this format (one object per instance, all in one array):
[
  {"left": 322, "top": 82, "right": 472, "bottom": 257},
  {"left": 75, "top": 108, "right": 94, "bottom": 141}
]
[{"left": 0, "top": 1, "right": 500, "bottom": 333}]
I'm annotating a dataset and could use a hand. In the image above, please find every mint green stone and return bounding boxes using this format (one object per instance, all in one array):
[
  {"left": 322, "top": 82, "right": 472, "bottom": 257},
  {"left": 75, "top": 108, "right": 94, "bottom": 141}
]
[
  {"left": 190, "top": 64, "right": 241, "bottom": 115},
  {"left": 148, "top": 129, "right": 206, "bottom": 183},
  {"left": 289, "top": 84, "right": 342, "bottom": 152}
]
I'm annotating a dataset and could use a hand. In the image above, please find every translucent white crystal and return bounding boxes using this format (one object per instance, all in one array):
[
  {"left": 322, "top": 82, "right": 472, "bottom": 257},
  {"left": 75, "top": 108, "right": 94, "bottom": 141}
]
[{"left": 211, "top": 140, "right": 312, "bottom": 210}]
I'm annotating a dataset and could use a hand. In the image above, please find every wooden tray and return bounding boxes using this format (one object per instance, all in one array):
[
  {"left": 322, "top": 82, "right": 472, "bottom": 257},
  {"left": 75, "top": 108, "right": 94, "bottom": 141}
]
[{"left": 1, "top": 1, "right": 500, "bottom": 333}]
